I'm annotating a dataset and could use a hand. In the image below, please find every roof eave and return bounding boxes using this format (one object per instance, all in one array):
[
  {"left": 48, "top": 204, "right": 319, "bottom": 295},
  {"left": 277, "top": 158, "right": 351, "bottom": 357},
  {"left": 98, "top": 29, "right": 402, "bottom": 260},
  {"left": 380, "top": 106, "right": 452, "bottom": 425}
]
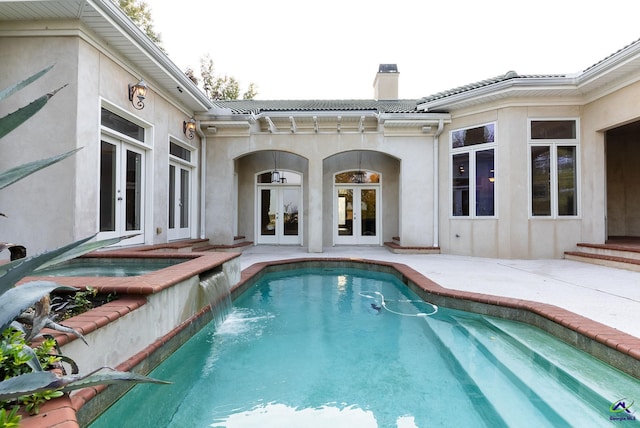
[
  {"left": 416, "top": 77, "right": 579, "bottom": 112},
  {"left": 91, "top": 0, "right": 213, "bottom": 110}
]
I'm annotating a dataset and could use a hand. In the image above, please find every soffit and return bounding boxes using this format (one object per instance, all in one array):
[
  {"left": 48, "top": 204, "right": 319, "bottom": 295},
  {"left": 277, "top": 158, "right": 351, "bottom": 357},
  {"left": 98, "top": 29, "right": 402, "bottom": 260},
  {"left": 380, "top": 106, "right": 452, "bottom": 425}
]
[{"left": 0, "top": 0, "right": 212, "bottom": 112}]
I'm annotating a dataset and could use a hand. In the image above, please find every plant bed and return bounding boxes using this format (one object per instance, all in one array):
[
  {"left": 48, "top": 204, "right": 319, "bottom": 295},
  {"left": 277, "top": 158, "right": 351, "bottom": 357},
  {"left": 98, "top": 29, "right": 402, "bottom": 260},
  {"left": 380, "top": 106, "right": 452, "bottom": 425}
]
[{"left": 50, "top": 287, "right": 118, "bottom": 321}]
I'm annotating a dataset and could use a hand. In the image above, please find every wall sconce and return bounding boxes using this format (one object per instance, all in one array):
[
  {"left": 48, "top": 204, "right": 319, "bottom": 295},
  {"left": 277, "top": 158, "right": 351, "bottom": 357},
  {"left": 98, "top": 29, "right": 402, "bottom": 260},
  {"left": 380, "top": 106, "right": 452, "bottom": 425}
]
[
  {"left": 128, "top": 79, "right": 148, "bottom": 110},
  {"left": 183, "top": 118, "right": 196, "bottom": 140}
]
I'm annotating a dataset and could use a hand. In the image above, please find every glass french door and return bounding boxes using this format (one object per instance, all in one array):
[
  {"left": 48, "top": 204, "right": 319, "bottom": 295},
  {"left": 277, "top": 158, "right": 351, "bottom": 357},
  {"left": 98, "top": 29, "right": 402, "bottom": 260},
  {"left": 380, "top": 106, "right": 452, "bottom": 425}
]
[
  {"left": 257, "top": 186, "right": 300, "bottom": 244},
  {"left": 335, "top": 186, "right": 379, "bottom": 245},
  {"left": 168, "top": 162, "right": 191, "bottom": 240},
  {"left": 99, "top": 137, "right": 145, "bottom": 245}
]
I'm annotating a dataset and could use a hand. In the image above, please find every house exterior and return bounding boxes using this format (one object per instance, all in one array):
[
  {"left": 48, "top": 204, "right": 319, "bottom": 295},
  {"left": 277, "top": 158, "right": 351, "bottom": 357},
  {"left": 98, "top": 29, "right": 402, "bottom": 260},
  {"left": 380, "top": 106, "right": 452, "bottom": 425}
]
[{"left": 2, "top": 0, "right": 640, "bottom": 259}]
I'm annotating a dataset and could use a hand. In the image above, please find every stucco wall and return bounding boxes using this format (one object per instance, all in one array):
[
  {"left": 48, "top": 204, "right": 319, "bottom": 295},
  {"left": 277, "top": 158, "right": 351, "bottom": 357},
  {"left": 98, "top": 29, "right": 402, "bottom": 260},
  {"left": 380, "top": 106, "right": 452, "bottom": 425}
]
[
  {"left": 206, "top": 130, "right": 431, "bottom": 251},
  {"left": 0, "top": 36, "right": 80, "bottom": 255},
  {"left": 583, "top": 80, "right": 640, "bottom": 240},
  {"left": 439, "top": 105, "right": 584, "bottom": 259},
  {"left": 1, "top": 28, "right": 201, "bottom": 257}
]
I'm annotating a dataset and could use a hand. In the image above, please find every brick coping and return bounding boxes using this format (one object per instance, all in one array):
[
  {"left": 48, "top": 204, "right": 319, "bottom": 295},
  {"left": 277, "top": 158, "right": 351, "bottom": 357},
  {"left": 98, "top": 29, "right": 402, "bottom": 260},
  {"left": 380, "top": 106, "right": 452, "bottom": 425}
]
[{"left": 19, "top": 256, "right": 640, "bottom": 427}]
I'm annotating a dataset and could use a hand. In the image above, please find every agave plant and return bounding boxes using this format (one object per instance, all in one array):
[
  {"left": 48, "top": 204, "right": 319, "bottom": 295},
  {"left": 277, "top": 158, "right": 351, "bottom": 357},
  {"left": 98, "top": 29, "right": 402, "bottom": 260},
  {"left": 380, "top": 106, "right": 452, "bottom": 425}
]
[{"left": 0, "top": 66, "right": 168, "bottom": 419}]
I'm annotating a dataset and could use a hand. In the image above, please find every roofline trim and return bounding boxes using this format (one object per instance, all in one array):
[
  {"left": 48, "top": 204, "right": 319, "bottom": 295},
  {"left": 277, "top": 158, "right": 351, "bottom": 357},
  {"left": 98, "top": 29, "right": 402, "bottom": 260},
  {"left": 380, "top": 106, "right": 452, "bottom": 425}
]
[{"left": 90, "top": 0, "right": 213, "bottom": 110}]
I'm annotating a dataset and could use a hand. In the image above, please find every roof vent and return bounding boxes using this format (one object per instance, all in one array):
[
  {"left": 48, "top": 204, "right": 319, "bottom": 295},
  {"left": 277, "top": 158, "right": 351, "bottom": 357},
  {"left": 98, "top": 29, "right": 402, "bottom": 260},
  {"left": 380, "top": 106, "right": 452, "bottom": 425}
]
[{"left": 504, "top": 70, "right": 518, "bottom": 79}]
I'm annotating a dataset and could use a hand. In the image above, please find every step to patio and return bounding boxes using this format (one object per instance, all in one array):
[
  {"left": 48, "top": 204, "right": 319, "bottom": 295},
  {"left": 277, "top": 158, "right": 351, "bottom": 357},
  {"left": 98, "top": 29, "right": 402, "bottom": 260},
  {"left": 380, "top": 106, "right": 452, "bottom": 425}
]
[
  {"left": 198, "top": 238, "right": 253, "bottom": 253},
  {"left": 383, "top": 240, "right": 440, "bottom": 254},
  {"left": 565, "top": 243, "right": 640, "bottom": 272}
]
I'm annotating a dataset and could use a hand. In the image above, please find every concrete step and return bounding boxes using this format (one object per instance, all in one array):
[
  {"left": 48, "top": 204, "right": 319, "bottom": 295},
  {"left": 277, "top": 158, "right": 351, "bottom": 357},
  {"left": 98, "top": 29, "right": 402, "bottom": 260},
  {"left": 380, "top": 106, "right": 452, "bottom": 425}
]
[{"left": 564, "top": 250, "right": 640, "bottom": 272}]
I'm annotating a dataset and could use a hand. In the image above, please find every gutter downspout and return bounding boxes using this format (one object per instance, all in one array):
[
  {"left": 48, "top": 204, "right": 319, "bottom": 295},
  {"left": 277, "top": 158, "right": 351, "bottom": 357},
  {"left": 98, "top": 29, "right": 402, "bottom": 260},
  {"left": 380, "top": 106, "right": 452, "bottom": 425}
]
[
  {"left": 196, "top": 121, "right": 207, "bottom": 239},
  {"left": 433, "top": 119, "right": 444, "bottom": 248}
]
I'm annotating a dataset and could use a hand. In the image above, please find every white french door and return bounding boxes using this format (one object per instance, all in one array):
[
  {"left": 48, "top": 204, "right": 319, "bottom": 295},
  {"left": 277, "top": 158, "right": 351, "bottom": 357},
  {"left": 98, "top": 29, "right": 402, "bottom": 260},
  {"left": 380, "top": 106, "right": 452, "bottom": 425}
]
[
  {"left": 99, "top": 137, "right": 145, "bottom": 245},
  {"left": 334, "top": 186, "right": 379, "bottom": 245},
  {"left": 257, "top": 186, "right": 301, "bottom": 245},
  {"left": 168, "top": 162, "right": 192, "bottom": 240}
]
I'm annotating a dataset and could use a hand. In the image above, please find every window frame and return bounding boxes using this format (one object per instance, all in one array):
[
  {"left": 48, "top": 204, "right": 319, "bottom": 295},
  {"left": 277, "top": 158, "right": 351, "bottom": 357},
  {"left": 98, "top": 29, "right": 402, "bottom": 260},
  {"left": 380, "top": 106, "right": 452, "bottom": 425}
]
[
  {"left": 527, "top": 118, "right": 580, "bottom": 219},
  {"left": 449, "top": 122, "right": 497, "bottom": 219}
]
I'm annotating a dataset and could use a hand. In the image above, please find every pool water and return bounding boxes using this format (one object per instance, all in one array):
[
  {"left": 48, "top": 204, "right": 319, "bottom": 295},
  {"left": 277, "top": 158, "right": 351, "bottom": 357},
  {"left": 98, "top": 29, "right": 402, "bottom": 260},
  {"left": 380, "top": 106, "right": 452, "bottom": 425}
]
[
  {"left": 89, "top": 268, "right": 640, "bottom": 427},
  {"left": 36, "top": 257, "right": 185, "bottom": 277}
]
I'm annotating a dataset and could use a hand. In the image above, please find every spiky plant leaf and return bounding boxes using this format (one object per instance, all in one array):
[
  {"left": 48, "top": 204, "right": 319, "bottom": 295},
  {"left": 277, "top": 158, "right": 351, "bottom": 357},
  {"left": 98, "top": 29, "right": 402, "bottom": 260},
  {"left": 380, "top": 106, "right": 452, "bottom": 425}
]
[
  {"left": 0, "top": 369, "right": 170, "bottom": 402},
  {"left": 0, "top": 235, "right": 95, "bottom": 293},
  {"left": 0, "top": 65, "right": 53, "bottom": 102},
  {"left": 0, "top": 85, "right": 67, "bottom": 140},
  {"left": 58, "top": 368, "right": 171, "bottom": 393},
  {"left": 0, "top": 148, "right": 81, "bottom": 190},
  {"left": 0, "top": 371, "right": 61, "bottom": 401},
  {"left": 34, "top": 234, "right": 135, "bottom": 272},
  {"left": 0, "top": 281, "right": 76, "bottom": 333}
]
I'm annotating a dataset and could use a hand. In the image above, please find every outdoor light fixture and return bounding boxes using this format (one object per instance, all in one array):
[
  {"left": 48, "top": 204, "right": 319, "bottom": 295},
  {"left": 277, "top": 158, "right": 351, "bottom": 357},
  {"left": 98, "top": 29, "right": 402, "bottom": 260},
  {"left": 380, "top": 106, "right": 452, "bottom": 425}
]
[
  {"left": 353, "top": 151, "right": 365, "bottom": 183},
  {"left": 183, "top": 118, "right": 196, "bottom": 140},
  {"left": 128, "top": 79, "right": 148, "bottom": 110},
  {"left": 271, "top": 152, "right": 282, "bottom": 183}
]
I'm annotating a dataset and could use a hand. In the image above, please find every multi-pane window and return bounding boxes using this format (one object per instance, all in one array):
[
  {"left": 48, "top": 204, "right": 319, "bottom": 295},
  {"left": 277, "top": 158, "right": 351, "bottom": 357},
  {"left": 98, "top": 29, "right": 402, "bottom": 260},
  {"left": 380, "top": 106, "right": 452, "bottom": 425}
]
[
  {"left": 451, "top": 123, "right": 496, "bottom": 217},
  {"left": 529, "top": 119, "right": 578, "bottom": 217}
]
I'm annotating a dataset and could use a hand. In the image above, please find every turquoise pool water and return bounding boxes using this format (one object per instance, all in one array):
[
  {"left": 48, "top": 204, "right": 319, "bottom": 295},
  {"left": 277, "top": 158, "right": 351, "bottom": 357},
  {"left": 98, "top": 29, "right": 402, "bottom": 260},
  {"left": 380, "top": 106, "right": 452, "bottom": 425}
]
[{"left": 89, "top": 268, "right": 640, "bottom": 427}]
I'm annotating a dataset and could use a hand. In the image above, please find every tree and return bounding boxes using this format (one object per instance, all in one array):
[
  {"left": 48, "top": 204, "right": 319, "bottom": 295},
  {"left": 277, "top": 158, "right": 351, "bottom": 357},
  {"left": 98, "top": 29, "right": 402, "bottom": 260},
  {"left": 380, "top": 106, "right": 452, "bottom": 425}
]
[
  {"left": 199, "top": 55, "right": 257, "bottom": 100},
  {"left": 112, "top": 0, "right": 164, "bottom": 50},
  {"left": 114, "top": 1, "right": 257, "bottom": 100}
]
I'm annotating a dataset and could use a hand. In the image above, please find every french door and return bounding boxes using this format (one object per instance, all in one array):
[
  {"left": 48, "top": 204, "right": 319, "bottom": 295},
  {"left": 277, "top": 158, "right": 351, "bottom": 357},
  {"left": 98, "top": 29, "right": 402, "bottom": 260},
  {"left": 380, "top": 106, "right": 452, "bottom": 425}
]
[
  {"left": 99, "top": 137, "right": 145, "bottom": 245},
  {"left": 257, "top": 186, "right": 300, "bottom": 245},
  {"left": 335, "top": 186, "right": 379, "bottom": 245},
  {"left": 168, "top": 162, "right": 192, "bottom": 240}
]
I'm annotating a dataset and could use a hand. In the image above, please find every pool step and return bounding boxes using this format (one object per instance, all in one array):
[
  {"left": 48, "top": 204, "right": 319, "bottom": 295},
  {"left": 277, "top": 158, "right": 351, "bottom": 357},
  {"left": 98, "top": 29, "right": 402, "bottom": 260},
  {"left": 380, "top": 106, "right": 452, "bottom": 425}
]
[
  {"left": 426, "top": 314, "right": 621, "bottom": 427},
  {"left": 481, "top": 317, "right": 640, "bottom": 407}
]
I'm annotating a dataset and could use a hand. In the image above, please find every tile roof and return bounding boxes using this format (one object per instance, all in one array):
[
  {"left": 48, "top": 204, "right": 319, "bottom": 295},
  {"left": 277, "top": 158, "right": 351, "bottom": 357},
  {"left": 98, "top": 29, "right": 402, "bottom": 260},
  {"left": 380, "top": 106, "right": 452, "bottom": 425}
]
[
  {"left": 210, "top": 99, "right": 422, "bottom": 114},
  {"left": 417, "top": 71, "right": 567, "bottom": 104}
]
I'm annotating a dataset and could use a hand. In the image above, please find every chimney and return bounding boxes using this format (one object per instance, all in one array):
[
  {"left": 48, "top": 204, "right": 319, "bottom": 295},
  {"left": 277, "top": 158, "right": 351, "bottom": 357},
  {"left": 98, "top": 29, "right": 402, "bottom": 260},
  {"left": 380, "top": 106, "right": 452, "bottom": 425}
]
[{"left": 373, "top": 64, "right": 399, "bottom": 100}]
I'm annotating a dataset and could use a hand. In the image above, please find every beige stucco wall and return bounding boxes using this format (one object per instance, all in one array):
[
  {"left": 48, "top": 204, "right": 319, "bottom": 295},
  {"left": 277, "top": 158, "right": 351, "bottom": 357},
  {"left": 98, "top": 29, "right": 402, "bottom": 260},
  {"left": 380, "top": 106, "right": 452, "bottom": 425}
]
[
  {"left": 0, "top": 36, "right": 80, "bottom": 255},
  {"left": 582, "top": 79, "right": 640, "bottom": 237},
  {"left": 439, "top": 105, "right": 584, "bottom": 259},
  {"left": 1, "top": 26, "right": 201, "bottom": 256},
  {"left": 205, "top": 130, "right": 432, "bottom": 252}
]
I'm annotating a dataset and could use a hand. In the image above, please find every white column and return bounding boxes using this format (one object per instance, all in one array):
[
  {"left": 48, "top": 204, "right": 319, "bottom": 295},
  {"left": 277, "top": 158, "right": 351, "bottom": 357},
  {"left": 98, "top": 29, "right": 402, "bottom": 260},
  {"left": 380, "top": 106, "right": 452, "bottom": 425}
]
[{"left": 307, "top": 159, "right": 323, "bottom": 253}]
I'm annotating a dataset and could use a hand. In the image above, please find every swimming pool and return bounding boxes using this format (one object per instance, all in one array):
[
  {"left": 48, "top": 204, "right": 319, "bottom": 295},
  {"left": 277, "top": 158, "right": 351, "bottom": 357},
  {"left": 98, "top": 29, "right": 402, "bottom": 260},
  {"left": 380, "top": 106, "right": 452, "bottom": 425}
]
[{"left": 89, "top": 267, "right": 640, "bottom": 427}]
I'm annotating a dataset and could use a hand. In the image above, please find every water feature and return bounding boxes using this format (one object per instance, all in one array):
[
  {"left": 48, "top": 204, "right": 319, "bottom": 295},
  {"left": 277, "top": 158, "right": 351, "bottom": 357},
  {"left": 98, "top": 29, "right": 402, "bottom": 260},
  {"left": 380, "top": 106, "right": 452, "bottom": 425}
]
[
  {"left": 199, "top": 270, "right": 233, "bottom": 327},
  {"left": 89, "top": 267, "right": 640, "bottom": 427}
]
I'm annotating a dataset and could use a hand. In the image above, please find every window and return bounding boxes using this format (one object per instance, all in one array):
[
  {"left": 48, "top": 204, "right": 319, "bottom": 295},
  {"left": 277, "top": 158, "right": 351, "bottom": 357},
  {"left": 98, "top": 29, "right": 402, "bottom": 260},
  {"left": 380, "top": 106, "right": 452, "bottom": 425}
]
[
  {"left": 451, "top": 123, "right": 496, "bottom": 217},
  {"left": 168, "top": 141, "right": 196, "bottom": 240},
  {"left": 529, "top": 119, "right": 578, "bottom": 217}
]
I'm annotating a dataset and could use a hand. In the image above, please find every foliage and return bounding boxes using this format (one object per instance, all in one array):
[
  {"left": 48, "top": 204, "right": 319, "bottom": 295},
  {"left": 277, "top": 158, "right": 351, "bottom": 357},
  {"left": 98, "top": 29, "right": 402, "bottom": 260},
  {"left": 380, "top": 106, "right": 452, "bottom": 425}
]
[
  {"left": 113, "top": 0, "right": 164, "bottom": 51},
  {"left": 200, "top": 54, "right": 258, "bottom": 100},
  {"left": 0, "top": 65, "right": 168, "bottom": 422},
  {"left": 112, "top": 0, "right": 258, "bottom": 100},
  {"left": 50, "top": 286, "right": 117, "bottom": 321},
  {"left": 0, "top": 406, "right": 20, "bottom": 428}
]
